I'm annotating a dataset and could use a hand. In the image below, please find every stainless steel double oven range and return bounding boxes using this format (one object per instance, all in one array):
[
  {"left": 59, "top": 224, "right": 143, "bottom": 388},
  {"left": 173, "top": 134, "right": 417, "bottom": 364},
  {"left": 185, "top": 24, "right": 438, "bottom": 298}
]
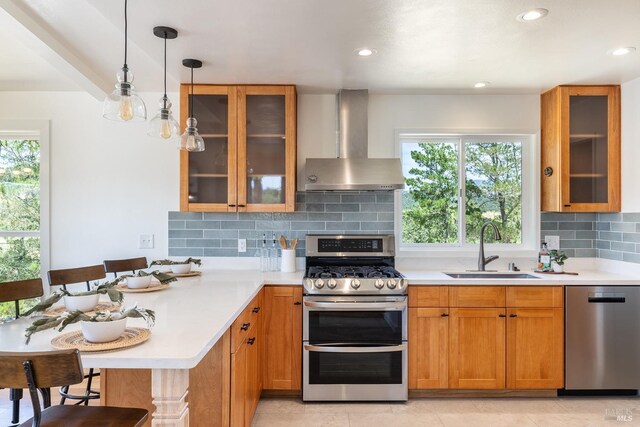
[{"left": 302, "top": 234, "right": 408, "bottom": 401}]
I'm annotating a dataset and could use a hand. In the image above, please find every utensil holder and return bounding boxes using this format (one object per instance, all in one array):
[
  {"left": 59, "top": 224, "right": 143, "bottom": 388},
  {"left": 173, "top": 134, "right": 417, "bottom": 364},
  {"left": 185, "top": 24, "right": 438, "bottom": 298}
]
[{"left": 280, "top": 249, "right": 296, "bottom": 273}]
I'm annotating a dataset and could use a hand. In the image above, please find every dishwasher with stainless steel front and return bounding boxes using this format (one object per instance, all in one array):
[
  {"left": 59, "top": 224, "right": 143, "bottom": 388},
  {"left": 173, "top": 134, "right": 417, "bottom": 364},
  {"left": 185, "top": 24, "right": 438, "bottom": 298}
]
[{"left": 565, "top": 286, "right": 640, "bottom": 390}]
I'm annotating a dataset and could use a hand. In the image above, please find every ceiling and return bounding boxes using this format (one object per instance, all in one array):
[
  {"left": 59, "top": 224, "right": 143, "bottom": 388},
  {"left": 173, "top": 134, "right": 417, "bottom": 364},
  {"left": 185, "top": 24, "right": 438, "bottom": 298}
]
[{"left": 2, "top": 0, "right": 640, "bottom": 95}]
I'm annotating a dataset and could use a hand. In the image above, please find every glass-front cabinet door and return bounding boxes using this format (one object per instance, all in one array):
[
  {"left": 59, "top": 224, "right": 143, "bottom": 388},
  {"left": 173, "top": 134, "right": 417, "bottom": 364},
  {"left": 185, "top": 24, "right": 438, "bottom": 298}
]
[
  {"left": 237, "top": 86, "right": 297, "bottom": 212},
  {"left": 180, "top": 85, "right": 237, "bottom": 212},
  {"left": 562, "top": 86, "right": 620, "bottom": 212}
]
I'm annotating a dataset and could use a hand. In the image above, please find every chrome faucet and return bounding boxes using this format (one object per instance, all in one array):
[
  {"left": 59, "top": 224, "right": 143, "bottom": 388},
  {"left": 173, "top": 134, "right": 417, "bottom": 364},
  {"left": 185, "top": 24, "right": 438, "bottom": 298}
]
[{"left": 478, "top": 221, "right": 502, "bottom": 271}]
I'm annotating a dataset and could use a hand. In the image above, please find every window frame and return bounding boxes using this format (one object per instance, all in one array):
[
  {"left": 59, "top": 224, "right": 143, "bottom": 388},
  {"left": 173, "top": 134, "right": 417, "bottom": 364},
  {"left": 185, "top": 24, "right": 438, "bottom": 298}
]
[
  {"left": 0, "top": 120, "right": 50, "bottom": 294},
  {"left": 394, "top": 130, "right": 539, "bottom": 257}
]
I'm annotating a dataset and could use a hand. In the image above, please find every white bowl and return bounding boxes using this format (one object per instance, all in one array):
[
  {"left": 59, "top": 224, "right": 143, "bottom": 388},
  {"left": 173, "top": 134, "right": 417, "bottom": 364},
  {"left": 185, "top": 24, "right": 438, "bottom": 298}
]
[
  {"left": 170, "top": 264, "right": 191, "bottom": 274},
  {"left": 126, "top": 276, "right": 152, "bottom": 289},
  {"left": 80, "top": 318, "right": 127, "bottom": 343},
  {"left": 63, "top": 294, "right": 100, "bottom": 312}
]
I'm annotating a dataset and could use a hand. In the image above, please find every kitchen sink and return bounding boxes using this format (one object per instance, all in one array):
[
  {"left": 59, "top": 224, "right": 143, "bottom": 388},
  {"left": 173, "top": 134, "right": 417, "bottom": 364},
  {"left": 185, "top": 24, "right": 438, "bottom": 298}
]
[{"left": 445, "top": 272, "right": 540, "bottom": 279}]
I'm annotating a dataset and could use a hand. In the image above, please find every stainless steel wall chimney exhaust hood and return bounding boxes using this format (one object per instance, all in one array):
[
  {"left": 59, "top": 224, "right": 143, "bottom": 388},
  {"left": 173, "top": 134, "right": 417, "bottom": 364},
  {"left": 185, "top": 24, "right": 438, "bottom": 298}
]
[{"left": 305, "top": 90, "right": 405, "bottom": 191}]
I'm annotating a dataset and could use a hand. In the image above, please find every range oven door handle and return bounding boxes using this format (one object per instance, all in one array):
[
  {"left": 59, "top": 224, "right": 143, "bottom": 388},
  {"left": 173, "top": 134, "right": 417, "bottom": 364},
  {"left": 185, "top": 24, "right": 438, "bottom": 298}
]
[
  {"left": 304, "top": 344, "right": 407, "bottom": 353},
  {"left": 303, "top": 301, "right": 406, "bottom": 310}
]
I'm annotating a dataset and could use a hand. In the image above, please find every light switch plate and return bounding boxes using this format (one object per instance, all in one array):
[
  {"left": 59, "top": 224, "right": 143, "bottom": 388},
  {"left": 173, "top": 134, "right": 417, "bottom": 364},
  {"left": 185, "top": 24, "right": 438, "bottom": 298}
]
[
  {"left": 238, "top": 239, "right": 247, "bottom": 253},
  {"left": 545, "top": 235, "right": 560, "bottom": 250},
  {"left": 139, "top": 234, "right": 154, "bottom": 249}
]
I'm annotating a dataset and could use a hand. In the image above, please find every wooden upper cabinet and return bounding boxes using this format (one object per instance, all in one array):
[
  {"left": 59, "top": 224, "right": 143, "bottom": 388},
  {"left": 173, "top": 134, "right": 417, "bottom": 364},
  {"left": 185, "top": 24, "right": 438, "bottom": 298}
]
[
  {"left": 541, "top": 85, "right": 621, "bottom": 212},
  {"left": 180, "top": 85, "right": 297, "bottom": 212}
]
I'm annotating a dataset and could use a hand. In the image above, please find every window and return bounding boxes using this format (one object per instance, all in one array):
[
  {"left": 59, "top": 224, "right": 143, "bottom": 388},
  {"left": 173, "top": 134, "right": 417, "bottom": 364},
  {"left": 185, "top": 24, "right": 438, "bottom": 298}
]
[
  {"left": 398, "top": 133, "right": 536, "bottom": 252},
  {"left": 0, "top": 121, "right": 49, "bottom": 320}
]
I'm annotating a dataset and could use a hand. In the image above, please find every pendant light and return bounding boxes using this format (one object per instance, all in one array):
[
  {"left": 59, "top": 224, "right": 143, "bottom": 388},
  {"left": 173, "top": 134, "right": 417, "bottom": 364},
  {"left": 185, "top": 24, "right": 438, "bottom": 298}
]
[
  {"left": 180, "top": 59, "right": 205, "bottom": 152},
  {"left": 148, "top": 26, "right": 179, "bottom": 139},
  {"left": 102, "top": 0, "right": 147, "bottom": 122}
]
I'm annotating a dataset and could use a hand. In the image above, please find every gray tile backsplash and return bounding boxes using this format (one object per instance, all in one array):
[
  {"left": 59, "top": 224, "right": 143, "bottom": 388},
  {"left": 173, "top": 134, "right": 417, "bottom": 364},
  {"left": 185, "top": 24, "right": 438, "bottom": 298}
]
[
  {"left": 541, "top": 212, "right": 640, "bottom": 263},
  {"left": 168, "top": 191, "right": 395, "bottom": 257}
]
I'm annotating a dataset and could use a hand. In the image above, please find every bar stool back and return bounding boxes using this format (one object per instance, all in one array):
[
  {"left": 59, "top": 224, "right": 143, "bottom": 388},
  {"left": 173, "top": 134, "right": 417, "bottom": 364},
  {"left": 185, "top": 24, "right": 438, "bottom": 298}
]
[
  {"left": 103, "top": 257, "right": 148, "bottom": 278},
  {"left": 0, "top": 349, "right": 148, "bottom": 427},
  {"left": 0, "top": 278, "right": 44, "bottom": 426},
  {"left": 46, "top": 265, "right": 106, "bottom": 405}
]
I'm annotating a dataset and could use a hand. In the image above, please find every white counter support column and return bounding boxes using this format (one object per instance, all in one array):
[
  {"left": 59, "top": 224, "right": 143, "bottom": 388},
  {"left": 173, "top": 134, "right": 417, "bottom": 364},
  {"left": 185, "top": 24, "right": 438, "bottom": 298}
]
[{"left": 151, "top": 368, "right": 190, "bottom": 426}]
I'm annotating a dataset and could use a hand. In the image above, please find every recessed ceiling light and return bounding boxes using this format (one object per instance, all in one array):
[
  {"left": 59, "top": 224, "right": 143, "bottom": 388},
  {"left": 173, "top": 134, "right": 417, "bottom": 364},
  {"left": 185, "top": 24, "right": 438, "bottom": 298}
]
[
  {"left": 355, "top": 48, "right": 377, "bottom": 57},
  {"left": 517, "top": 8, "right": 549, "bottom": 22},
  {"left": 609, "top": 47, "right": 636, "bottom": 56},
  {"left": 474, "top": 81, "right": 490, "bottom": 88}
]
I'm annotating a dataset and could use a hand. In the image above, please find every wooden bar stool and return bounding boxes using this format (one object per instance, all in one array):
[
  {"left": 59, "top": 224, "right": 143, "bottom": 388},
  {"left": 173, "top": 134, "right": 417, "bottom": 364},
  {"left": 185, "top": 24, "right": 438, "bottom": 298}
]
[
  {"left": 0, "top": 278, "right": 44, "bottom": 426},
  {"left": 0, "top": 349, "right": 148, "bottom": 427},
  {"left": 47, "top": 265, "right": 106, "bottom": 405},
  {"left": 103, "top": 257, "right": 148, "bottom": 278}
]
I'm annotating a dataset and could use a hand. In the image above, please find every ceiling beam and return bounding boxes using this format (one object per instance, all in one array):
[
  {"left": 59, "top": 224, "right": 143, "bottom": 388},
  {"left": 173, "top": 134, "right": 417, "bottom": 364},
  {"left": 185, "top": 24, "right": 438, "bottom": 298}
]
[{"left": 0, "top": 0, "right": 110, "bottom": 100}]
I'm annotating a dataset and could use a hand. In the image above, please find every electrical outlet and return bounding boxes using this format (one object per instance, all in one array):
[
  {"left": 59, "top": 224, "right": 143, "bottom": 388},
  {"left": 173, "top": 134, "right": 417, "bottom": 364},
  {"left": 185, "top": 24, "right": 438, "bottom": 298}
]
[
  {"left": 545, "top": 235, "right": 560, "bottom": 251},
  {"left": 139, "top": 234, "right": 154, "bottom": 249},
  {"left": 238, "top": 239, "right": 247, "bottom": 253}
]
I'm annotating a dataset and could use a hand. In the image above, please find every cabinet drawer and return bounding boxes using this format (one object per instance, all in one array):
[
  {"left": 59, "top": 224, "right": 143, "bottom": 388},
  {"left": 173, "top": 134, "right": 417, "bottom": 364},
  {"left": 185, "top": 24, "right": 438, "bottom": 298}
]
[
  {"left": 506, "top": 286, "right": 563, "bottom": 308},
  {"left": 232, "top": 294, "right": 261, "bottom": 354},
  {"left": 409, "top": 286, "right": 449, "bottom": 307},
  {"left": 449, "top": 286, "right": 505, "bottom": 307}
]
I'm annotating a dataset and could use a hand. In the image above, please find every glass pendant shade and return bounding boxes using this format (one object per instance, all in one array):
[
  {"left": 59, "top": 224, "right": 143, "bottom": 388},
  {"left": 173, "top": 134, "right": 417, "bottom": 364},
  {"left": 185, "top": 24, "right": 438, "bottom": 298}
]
[
  {"left": 148, "top": 96, "right": 179, "bottom": 139},
  {"left": 103, "top": 67, "right": 147, "bottom": 122},
  {"left": 180, "top": 117, "right": 205, "bottom": 152}
]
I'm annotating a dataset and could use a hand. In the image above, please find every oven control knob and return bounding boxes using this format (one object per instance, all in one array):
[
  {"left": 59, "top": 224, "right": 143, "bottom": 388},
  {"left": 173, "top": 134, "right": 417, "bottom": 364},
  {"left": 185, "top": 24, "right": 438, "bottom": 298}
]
[
  {"left": 351, "top": 279, "right": 361, "bottom": 289},
  {"left": 374, "top": 279, "right": 385, "bottom": 289},
  {"left": 327, "top": 279, "right": 337, "bottom": 289},
  {"left": 315, "top": 279, "right": 325, "bottom": 289},
  {"left": 387, "top": 279, "right": 397, "bottom": 289}
]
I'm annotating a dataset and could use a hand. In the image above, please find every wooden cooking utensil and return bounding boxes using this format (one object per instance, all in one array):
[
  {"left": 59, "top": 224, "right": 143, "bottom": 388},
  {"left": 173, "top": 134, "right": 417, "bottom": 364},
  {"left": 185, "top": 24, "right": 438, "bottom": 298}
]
[
  {"left": 291, "top": 239, "right": 299, "bottom": 249},
  {"left": 279, "top": 235, "right": 288, "bottom": 249}
]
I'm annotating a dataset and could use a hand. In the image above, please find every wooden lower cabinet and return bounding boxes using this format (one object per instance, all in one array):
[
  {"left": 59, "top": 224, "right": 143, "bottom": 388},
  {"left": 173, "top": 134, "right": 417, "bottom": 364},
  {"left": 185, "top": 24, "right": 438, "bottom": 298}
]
[
  {"left": 408, "top": 308, "right": 448, "bottom": 389},
  {"left": 230, "top": 340, "right": 248, "bottom": 427},
  {"left": 262, "top": 286, "right": 303, "bottom": 390},
  {"left": 507, "top": 308, "right": 564, "bottom": 389},
  {"left": 448, "top": 308, "right": 506, "bottom": 389}
]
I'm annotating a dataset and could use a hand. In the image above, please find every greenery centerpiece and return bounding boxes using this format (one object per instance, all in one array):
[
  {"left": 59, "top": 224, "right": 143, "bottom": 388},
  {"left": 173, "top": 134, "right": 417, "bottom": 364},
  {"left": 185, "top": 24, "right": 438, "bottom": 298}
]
[
  {"left": 117, "top": 270, "right": 177, "bottom": 289},
  {"left": 150, "top": 258, "right": 201, "bottom": 274},
  {"left": 550, "top": 250, "right": 568, "bottom": 272},
  {"left": 25, "top": 305, "right": 155, "bottom": 344}
]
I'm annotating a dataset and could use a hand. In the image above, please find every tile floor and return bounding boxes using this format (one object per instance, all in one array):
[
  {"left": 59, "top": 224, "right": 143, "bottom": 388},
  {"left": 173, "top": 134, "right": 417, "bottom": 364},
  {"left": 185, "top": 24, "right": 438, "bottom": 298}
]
[
  {"left": 251, "top": 397, "right": 640, "bottom": 427},
  {"left": 2, "top": 390, "right": 639, "bottom": 426}
]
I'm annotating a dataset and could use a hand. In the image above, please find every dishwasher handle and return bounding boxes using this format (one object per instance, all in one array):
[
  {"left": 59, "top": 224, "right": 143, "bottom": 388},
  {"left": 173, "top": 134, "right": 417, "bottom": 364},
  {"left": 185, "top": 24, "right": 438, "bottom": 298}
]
[{"left": 588, "top": 295, "right": 626, "bottom": 303}]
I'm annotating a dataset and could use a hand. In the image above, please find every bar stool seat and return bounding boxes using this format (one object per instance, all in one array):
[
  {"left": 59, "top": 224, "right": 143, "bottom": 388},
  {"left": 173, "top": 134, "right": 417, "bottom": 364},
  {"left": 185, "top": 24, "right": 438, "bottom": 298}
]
[{"left": 18, "top": 405, "right": 148, "bottom": 427}]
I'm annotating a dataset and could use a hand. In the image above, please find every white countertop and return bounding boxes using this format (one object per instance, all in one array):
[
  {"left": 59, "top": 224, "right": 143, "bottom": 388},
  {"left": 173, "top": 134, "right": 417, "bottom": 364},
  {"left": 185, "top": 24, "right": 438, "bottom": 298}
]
[
  {"left": 2, "top": 260, "right": 639, "bottom": 371},
  {"left": 0, "top": 270, "right": 303, "bottom": 370}
]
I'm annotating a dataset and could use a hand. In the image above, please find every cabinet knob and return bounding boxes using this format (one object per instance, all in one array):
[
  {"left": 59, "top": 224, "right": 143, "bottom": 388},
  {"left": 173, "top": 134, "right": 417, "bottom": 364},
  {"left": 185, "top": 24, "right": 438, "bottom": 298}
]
[
  {"left": 241, "top": 322, "right": 251, "bottom": 331},
  {"left": 543, "top": 167, "right": 553, "bottom": 177},
  {"left": 294, "top": 301, "right": 302, "bottom": 305},
  {"left": 498, "top": 314, "right": 506, "bottom": 318},
  {"left": 247, "top": 337, "right": 256, "bottom": 345},
  {"left": 441, "top": 313, "right": 449, "bottom": 317},
  {"left": 252, "top": 307, "right": 261, "bottom": 313},
  {"left": 509, "top": 313, "right": 518, "bottom": 318}
]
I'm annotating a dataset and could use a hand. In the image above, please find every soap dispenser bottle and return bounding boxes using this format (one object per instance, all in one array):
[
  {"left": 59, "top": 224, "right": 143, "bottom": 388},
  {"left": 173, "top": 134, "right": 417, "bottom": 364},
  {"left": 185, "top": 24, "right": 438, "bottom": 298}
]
[{"left": 538, "top": 242, "right": 551, "bottom": 272}]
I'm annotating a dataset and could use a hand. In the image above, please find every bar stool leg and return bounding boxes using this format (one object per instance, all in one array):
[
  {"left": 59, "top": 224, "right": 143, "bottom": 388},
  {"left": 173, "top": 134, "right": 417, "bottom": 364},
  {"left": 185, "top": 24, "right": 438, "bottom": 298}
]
[{"left": 9, "top": 388, "right": 23, "bottom": 425}]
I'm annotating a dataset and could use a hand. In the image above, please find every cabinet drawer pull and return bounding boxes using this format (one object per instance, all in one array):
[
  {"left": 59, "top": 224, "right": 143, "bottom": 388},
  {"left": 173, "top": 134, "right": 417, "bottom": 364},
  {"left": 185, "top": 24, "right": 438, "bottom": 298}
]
[
  {"left": 509, "top": 313, "right": 518, "bottom": 318},
  {"left": 228, "top": 204, "right": 236, "bottom": 208},
  {"left": 498, "top": 314, "right": 506, "bottom": 318},
  {"left": 240, "top": 322, "right": 251, "bottom": 331},
  {"left": 238, "top": 204, "right": 246, "bottom": 208},
  {"left": 252, "top": 307, "right": 261, "bottom": 313},
  {"left": 247, "top": 337, "right": 256, "bottom": 345},
  {"left": 294, "top": 301, "right": 302, "bottom": 305},
  {"left": 440, "top": 313, "right": 449, "bottom": 317}
]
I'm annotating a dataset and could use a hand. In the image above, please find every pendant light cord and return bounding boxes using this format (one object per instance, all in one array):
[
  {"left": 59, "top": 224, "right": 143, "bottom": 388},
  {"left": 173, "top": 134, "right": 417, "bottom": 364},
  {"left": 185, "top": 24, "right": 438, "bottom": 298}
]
[
  {"left": 162, "top": 33, "right": 168, "bottom": 109},
  {"left": 189, "top": 66, "right": 194, "bottom": 118},
  {"left": 123, "top": 0, "right": 129, "bottom": 80}
]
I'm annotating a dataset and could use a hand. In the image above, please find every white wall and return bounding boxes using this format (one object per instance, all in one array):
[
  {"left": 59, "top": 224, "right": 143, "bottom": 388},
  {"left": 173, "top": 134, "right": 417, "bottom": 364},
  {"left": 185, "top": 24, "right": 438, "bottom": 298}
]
[
  {"left": 0, "top": 91, "right": 180, "bottom": 268},
  {"left": 297, "top": 93, "right": 540, "bottom": 189},
  {"left": 622, "top": 76, "right": 640, "bottom": 212}
]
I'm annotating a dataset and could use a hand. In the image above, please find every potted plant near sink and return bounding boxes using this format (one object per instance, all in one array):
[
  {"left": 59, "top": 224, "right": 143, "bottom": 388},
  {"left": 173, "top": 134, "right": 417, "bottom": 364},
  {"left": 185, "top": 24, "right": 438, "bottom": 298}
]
[{"left": 550, "top": 250, "right": 568, "bottom": 273}]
